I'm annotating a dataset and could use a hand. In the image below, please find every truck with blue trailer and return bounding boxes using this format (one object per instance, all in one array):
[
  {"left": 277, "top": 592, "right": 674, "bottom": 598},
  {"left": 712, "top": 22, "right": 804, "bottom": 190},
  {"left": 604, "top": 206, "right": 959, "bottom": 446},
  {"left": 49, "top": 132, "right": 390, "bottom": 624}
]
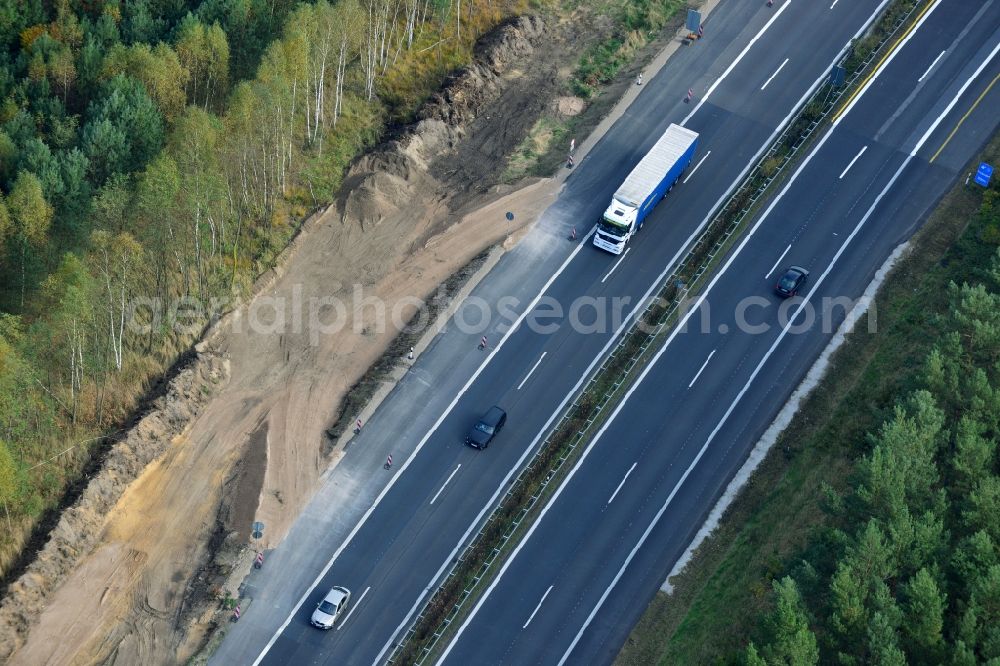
[{"left": 593, "top": 123, "right": 699, "bottom": 254}]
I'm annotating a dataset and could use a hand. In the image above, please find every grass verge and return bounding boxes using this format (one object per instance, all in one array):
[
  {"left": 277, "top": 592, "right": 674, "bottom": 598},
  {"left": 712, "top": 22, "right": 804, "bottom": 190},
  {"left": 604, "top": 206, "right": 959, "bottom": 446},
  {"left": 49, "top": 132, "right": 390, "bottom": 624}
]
[
  {"left": 502, "top": 0, "right": 690, "bottom": 182},
  {"left": 615, "top": 132, "right": 1000, "bottom": 666}
]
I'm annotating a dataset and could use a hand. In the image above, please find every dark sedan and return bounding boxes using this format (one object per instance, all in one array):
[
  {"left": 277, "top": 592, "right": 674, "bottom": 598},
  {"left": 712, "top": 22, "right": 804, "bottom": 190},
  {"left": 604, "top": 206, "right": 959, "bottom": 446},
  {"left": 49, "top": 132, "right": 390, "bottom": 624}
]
[
  {"left": 466, "top": 406, "right": 507, "bottom": 449},
  {"left": 774, "top": 265, "right": 809, "bottom": 297}
]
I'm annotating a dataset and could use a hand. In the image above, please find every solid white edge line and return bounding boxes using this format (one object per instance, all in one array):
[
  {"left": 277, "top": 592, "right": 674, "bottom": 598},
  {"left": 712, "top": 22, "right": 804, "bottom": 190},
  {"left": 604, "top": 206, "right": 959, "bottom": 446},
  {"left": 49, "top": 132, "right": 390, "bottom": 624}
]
[
  {"left": 448, "top": 121, "right": 835, "bottom": 662},
  {"left": 371, "top": 244, "right": 675, "bottom": 663},
  {"left": 376, "top": 161, "right": 744, "bottom": 664},
  {"left": 522, "top": 585, "right": 554, "bottom": 629},
  {"left": 687, "top": 349, "right": 717, "bottom": 388},
  {"left": 918, "top": 50, "right": 946, "bottom": 82},
  {"left": 248, "top": 0, "right": 929, "bottom": 660},
  {"left": 760, "top": 58, "right": 790, "bottom": 90},
  {"left": 908, "top": 36, "right": 1000, "bottom": 158},
  {"left": 400, "top": 83, "right": 823, "bottom": 662},
  {"left": 337, "top": 586, "right": 370, "bottom": 630},
  {"left": 607, "top": 462, "right": 638, "bottom": 504},
  {"left": 839, "top": 145, "right": 868, "bottom": 179},
  {"left": 558, "top": 152, "right": 922, "bottom": 666},
  {"left": 376, "top": 90, "right": 798, "bottom": 659},
  {"left": 764, "top": 244, "right": 792, "bottom": 280},
  {"left": 683, "top": 151, "right": 711, "bottom": 183},
  {"left": 437, "top": 0, "right": 898, "bottom": 659},
  {"left": 273, "top": 0, "right": 906, "bottom": 660},
  {"left": 517, "top": 352, "right": 548, "bottom": 390},
  {"left": 601, "top": 248, "right": 631, "bottom": 283},
  {"left": 429, "top": 465, "right": 462, "bottom": 505}
]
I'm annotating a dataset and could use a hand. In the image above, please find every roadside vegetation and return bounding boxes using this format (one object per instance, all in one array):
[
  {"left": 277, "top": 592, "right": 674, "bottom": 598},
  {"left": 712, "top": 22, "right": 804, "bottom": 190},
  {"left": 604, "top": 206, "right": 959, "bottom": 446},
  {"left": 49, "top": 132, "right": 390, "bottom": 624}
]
[
  {"left": 616, "top": 134, "right": 1000, "bottom": 664},
  {"left": 570, "top": 0, "right": 684, "bottom": 98},
  {"left": 0, "top": 0, "right": 529, "bottom": 578},
  {"left": 503, "top": 0, "right": 687, "bottom": 182}
]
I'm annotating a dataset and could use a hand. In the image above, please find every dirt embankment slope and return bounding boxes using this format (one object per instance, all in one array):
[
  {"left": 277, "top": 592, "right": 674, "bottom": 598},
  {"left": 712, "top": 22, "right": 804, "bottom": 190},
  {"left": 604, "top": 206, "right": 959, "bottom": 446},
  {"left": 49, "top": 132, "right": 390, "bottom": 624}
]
[{"left": 0, "top": 14, "right": 588, "bottom": 665}]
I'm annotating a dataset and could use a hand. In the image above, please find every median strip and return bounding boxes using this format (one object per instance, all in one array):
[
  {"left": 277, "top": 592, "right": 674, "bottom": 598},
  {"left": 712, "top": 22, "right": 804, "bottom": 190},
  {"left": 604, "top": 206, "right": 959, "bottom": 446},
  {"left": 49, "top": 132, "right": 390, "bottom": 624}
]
[{"left": 387, "top": 2, "right": 923, "bottom": 663}]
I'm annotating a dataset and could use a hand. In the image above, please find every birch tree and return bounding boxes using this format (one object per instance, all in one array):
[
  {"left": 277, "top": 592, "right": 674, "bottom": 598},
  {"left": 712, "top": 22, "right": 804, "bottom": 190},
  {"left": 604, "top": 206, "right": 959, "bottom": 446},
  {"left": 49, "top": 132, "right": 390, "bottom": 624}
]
[
  {"left": 48, "top": 45, "right": 76, "bottom": 104},
  {"left": 202, "top": 23, "right": 231, "bottom": 110},
  {"left": 0, "top": 196, "right": 10, "bottom": 246},
  {"left": 90, "top": 230, "right": 143, "bottom": 372},
  {"left": 222, "top": 83, "right": 260, "bottom": 216},
  {"left": 38, "top": 254, "right": 95, "bottom": 424},
  {"left": 7, "top": 171, "right": 53, "bottom": 308},
  {"left": 404, "top": 0, "right": 419, "bottom": 48},
  {"left": 223, "top": 81, "right": 284, "bottom": 227},
  {"left": 330, "top": 0, "right": 362, "bottom": 129},
  {"left": 175, "top": 16, "right": 230, "bottom": 109},
  {"left": 279, "top": 19, "right": 309, "bottom": 175},
  {"left": 136, "top": 154, "right": 185, "bottom": 301},
  {"left": 101, "top": 42, "right": 189, "bottom": 121},
  {"left": 167, "top": 108, "right": 226, "bottom": 295},
  {"left": 302, "top": 0, "right": 361, "bottom": 142},
  {"left": 0, "top": 440, "right": 18, "bottom": 530},
  {"left": 362, "top": 0, "right": 390, "bottom": 100}
]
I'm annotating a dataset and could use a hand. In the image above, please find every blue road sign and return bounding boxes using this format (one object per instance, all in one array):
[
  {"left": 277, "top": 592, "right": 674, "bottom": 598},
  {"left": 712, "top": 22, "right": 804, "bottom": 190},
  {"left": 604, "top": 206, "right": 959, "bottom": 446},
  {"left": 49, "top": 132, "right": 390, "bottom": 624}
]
[
  {"left": 830, "top": 66, "right": 846, "bottom": 87},
  {"left": 686, "top": 9, "right": 702, "bottom": 32},
  {"left": 974, "top": 162, "right": 993, "bottom": 187},
  {"left": 505, "top": 211, "right": 514, "bottom": 221}
]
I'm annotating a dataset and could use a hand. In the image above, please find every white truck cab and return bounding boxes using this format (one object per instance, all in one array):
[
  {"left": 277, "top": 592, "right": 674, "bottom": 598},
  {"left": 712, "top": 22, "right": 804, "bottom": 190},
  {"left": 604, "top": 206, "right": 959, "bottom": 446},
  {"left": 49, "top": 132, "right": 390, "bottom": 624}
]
[{"left": 593, "top": 197, "right": 637, "bottom": 254}]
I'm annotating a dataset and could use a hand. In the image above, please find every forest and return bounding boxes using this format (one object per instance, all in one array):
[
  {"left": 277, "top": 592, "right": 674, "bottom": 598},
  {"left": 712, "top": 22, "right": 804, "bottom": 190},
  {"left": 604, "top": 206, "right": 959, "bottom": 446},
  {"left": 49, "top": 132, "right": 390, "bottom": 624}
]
[
  {"left": 0, "top": 0, "right": 522, "bottom": 572},
  {"left": 745, "top": 245, "right": 1000, "bottom": 662}
]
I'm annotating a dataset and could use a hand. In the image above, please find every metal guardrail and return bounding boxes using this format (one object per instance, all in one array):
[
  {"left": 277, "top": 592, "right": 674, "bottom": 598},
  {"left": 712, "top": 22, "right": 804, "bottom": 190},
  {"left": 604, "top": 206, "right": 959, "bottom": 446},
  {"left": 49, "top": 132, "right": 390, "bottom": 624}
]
[{"left": 386, "top": 5, "right": 917, "bottom": 662}]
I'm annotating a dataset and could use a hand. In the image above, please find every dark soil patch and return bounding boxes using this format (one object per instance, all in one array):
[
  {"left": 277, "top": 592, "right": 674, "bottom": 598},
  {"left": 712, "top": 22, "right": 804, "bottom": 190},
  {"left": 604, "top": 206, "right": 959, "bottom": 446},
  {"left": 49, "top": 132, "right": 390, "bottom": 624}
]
[
  {"left": 176, "top": 514, "right": 230, "bottom": 631},
  {"left": 432, "top": 31, "right": 567, "bottom": 209},
  {"left": 177, "top": 421, "right": 268, "bottom": 632},
  {"left": 224, "top": 419, "right": 269, "bottom": 539},
  {"left": 532, "top": 11, "right": 689, "bottom": 179}
]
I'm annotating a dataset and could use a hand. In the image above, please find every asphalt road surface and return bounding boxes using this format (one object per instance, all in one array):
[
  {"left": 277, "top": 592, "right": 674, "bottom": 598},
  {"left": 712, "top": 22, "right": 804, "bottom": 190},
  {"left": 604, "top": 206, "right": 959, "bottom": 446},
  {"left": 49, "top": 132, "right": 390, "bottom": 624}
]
[
  {"left": 439, "top": 1, "right": 1000, "bottom": 663},
  {"left": 212, "top": 0, "right": 1000, "bottom": 664}
]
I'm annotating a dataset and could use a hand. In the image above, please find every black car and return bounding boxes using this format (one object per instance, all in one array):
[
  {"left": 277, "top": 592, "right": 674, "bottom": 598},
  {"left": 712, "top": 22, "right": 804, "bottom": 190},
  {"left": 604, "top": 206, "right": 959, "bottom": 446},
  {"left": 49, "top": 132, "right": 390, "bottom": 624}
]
[
  {"left": 466, "top": 406, "right": 507, "bottom": 449},
  {"left": 774, "top": 265, "right": 809, "bottom": 297}
]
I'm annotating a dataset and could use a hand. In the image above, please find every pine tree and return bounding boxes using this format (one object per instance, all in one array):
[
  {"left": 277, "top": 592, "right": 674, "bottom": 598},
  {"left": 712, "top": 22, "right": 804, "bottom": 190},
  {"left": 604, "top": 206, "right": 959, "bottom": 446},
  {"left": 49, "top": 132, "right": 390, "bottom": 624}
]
[
  {"left": 901, "top": 568, "right": 946, "bottom": 659},
  {"left": 759, "top": 577, "right": 819, "bottom": 665},
  {"left": 866, "top": 610, "right": 906, "bottom": 666}
]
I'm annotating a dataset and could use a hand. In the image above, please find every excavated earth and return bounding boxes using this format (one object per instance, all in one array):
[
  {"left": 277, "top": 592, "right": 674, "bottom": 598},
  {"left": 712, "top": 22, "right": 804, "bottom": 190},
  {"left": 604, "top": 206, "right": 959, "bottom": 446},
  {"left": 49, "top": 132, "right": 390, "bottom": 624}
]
[{"left": 0, "top": 13, "right": 601, "bottom": 665}]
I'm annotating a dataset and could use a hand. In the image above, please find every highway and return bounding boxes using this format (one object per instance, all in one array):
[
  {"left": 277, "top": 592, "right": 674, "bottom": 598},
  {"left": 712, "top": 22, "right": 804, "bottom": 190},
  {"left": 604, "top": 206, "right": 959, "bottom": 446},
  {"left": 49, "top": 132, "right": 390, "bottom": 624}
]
[
  {"left": 210, "top": 0, "right": 1000, "bottom": 664},
  {"left": 439, "top": 1, "right": 1000, "bottom": 662}
]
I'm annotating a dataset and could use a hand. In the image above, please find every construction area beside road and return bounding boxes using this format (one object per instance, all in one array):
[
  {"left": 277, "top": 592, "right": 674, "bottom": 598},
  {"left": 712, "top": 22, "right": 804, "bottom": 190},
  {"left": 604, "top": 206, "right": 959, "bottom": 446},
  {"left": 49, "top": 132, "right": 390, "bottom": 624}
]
[{"left": 0, "top": 2, "right": 709, "bottom": 661}]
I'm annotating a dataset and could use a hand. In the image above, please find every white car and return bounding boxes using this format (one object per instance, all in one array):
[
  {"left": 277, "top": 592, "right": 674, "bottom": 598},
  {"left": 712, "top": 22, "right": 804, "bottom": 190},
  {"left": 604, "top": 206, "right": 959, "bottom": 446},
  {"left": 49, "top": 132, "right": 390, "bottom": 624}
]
[{"left": 310, "top": 586, "right": 351, "bottom": 629}]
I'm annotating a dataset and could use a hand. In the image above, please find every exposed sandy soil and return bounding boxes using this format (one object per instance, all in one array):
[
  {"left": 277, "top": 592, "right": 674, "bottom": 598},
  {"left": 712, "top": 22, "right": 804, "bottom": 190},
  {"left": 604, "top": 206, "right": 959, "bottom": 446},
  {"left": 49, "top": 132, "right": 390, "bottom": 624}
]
[
  {"left": 0, "top": 15, "right": 573, "bottom": 665},
  {"left": 0, "top": 0, "right": 724, "bottom": 657},
  {"left": 7, "top": 179, "right": 557, "bottom": 666}
]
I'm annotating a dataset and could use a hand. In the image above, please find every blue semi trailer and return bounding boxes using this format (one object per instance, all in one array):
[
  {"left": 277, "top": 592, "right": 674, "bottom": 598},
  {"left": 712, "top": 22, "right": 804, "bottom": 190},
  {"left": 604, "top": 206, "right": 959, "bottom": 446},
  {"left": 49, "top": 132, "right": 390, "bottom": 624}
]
[{"left": 593, "top": 123, "right": 699, "bottom": 254}]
